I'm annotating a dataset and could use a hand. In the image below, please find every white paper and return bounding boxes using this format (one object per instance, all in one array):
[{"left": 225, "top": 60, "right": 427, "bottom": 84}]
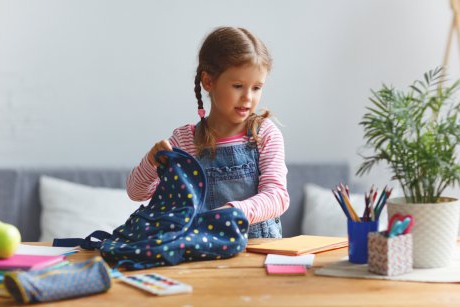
[
  {"left": 16, "top": 244, "right": 79, "bottom": 256},
  {"left": 265, "top": 254, "right": 315, "bottom": 267}
]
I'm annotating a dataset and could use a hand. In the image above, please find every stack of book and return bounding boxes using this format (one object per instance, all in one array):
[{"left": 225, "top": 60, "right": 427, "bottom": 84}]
[{"left": 245, "top": 235, "right": 348, "bottom": 276}]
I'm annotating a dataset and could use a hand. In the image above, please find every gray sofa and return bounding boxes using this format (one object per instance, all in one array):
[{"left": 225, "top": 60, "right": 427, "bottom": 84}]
[{"left": 0, "top": 163, "right": 349, "bottom": 242}]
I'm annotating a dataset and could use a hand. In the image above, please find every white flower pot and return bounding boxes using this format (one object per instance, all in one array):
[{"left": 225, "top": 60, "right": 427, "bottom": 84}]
[{"left": 386, "top": 197, "right": 460, "bottom": 268}]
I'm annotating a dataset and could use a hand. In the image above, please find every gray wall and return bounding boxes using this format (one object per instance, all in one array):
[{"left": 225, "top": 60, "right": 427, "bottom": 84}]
[{"left": 0, "top": 0, "right": 458, "bottom": 195}]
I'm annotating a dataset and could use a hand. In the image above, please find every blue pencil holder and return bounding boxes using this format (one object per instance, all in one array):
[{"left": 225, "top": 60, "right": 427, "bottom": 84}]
[{"left": 347, "top": 219, "right": 379, "bottom": 264}]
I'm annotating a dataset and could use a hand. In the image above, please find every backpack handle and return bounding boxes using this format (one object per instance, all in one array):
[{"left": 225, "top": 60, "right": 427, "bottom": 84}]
[{"left": 155, "top": 147, "right": 193, "bottom": 163}]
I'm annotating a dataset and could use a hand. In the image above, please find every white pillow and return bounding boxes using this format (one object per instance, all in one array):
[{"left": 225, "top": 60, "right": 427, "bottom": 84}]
[
  {"left": 301, "top": 183, "right": 388, "bottom": 237},
  {"left": 39, "top": 176, "right": 143, "bottom": 242}
]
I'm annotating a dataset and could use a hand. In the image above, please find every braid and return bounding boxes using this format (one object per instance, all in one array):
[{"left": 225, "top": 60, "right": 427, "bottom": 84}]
[
  {"left": 194, "top": 71, "right": 203, "bottom": 111},
  {"left": 194, "top": 70, "right": 216, "bottom": 155}
]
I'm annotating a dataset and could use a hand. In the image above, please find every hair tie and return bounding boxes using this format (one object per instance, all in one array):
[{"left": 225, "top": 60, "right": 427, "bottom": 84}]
[{"left": 198, "top": 109, "right": 206, "bottom": 118}]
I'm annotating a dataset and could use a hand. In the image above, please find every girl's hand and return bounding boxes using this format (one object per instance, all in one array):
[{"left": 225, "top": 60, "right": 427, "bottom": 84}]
[{"left": 147, "top": 139, "right": 173, "bottom": 167}]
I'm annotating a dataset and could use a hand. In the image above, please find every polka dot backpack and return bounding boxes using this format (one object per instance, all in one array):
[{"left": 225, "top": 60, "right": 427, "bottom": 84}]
[{"left": 55, "top": 147, "right": 249, "bottom": 270}]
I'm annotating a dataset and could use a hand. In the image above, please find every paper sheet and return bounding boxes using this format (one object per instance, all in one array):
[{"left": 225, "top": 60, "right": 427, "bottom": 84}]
[
  {"left": 16, "top": 244, "right": 79, "bottom": 256},
  {"left": 265, "top": 254, "right": 315, "bottom": 267}
]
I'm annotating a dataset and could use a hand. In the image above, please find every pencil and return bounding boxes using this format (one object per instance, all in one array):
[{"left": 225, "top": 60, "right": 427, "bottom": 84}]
[
  {"left": 376, "top": 187, "right": 392, "bottom": 219},
  {"left": 373, "top": 185, "right": 387, "bottom": 218},
  {"left": 370, "top": 190, "right": 377, "bottom": 221},
  {"left": 340, "top": 189, "right": 360, "bottom": 222},
  {"left": 332, "top": 189, "right": 352, "bottom": 220},
  {"left": 362, "top": 192, "right": 369, "bottom": 221}
]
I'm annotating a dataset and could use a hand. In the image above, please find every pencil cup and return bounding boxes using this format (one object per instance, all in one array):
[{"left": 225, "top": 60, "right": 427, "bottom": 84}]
[
  {"left": 347, "top": 219, "right": 378, "bottom": 264},
  {"left": 368, "top": 232, "right": 413, "bottom": 276}
]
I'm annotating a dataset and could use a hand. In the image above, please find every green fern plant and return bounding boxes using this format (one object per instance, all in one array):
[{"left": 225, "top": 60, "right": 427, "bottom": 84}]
[{"left": 357, "top": 67, "right": 460, "bottom": 203}]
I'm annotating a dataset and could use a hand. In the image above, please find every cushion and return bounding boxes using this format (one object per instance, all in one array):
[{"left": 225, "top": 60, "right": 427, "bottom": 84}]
[
  {"left": 39, "top": 176, "right": 142, "bottom": 242},
  {"left": 301, "top": 183, "right": 388, "bottom": 237}
]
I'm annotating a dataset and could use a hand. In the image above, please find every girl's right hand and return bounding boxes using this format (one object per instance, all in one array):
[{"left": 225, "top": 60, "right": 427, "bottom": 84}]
[{"left": 147, "top": 139, "right": 173, "bottom": 167}]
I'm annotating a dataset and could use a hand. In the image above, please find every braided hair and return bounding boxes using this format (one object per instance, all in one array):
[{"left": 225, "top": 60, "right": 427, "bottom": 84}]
[{"left": 194, "top": 71, "right": 215, "bottom": 153}]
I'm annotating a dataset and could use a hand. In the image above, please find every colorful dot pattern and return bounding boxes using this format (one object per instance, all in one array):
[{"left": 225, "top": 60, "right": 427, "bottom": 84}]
[
  {"left": 100, "top": 147, "right": 249, "bottom": 270},
  {"left": 5, "top": 257, "right": 111, "bottom": 303}
]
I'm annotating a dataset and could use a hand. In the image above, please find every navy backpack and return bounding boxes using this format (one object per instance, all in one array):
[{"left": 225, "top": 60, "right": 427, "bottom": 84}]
[{"left": 54, "top": 147, "right": 249, "bottom": 270}]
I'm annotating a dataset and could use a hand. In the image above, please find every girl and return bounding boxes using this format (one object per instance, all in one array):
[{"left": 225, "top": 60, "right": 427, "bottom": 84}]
[{"left": 127, "top": 26, "right": 289, "bottom": 238}]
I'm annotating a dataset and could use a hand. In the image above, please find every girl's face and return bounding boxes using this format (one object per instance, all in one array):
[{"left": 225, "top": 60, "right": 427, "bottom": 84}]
[{"left": 203, "top": 64, "right": 268, "bottom": 137}]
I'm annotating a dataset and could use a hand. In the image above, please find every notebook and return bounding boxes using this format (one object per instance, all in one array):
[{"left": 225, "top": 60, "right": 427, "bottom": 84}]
[
  {"left": 0, "top": 254, "right": 65, "bottom": 271},
  {"left": 246, "top": 235, "right": 348, "bottom": 256}
]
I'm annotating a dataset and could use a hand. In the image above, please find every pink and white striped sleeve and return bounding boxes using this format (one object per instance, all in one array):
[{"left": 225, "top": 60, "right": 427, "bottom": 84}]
[
  {"left": 126, "top": 124, "right": 196, "bottom": 201},
  {"left": 228, "top": 119, "right": 290, "bottom": 224},
  {"left": 126, "top": 153, "right": 160, "bottom": 202}
]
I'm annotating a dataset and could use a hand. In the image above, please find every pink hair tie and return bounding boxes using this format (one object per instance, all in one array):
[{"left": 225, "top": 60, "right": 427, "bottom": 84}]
[{"left": 198, "top": 109, "right": 206, "bottom": 118}]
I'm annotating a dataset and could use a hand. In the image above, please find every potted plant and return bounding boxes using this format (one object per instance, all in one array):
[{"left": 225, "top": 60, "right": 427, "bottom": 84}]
[{"left": 357, "top": 67, "right": 460, "bottom": 268}]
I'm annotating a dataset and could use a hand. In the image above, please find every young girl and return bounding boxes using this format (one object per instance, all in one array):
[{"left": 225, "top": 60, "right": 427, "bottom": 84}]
[{"left": 127, "top": 26, "right": 289, "bottom": 238}]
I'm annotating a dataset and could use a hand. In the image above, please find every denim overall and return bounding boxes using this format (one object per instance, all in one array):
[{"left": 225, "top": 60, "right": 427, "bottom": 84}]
[{"left": 196, "top": 125, "right": 282, "bottom": 238}]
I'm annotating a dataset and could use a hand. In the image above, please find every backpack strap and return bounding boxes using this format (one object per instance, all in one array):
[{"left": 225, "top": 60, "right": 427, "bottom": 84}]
[
  {"left": 112, "top": 259, "right": 155, "bottom": 271},
  {"left": 53, "top": 230, "right": 111, "bottom": 250}
]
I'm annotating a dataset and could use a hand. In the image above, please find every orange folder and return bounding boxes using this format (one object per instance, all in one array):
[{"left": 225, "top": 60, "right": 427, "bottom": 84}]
[{"left": 246, "top": 235, "right": 348, "bottom": 256}]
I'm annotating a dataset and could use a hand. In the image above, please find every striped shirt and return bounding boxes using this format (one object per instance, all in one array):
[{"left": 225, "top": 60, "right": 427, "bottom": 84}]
[{"left": 126, "top": 119, "right": 289, "bottom": 224}]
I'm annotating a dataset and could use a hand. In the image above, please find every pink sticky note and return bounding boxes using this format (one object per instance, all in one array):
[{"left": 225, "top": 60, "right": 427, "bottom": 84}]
[{"left": 265, "top": 264, "right": 307, "bottom": 275}]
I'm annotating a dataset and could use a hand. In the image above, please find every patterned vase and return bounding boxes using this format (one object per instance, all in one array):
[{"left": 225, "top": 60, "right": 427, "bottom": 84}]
[{"left": 386, "top": 197, "right": 460, "bottom": 268}]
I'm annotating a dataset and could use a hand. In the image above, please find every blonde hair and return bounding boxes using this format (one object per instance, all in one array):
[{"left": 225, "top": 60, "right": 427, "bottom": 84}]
[{"left": 194, "top": 26, "right": 273, "bottom": 155}]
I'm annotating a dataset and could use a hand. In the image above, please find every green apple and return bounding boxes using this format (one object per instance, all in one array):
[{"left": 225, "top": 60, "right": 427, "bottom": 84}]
[{"left": 0, "top": 221, "right": 21, "bottom": 258}]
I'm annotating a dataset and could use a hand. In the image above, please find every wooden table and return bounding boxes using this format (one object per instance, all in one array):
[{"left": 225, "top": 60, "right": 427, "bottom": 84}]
[{"left": 2, "top": 239, "right": 460, "bottom": 306}]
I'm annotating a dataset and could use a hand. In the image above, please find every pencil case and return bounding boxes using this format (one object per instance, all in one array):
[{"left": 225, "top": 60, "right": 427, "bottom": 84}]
[
  {"left": 368, "top": 231, "right": 413, "bottom": 276},
  {"left": 3, "top": 256, "right": 112, "bottom": 304}
]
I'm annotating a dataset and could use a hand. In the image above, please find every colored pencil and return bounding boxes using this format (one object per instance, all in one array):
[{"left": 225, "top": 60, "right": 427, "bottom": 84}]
[
  {"left": 332, "top": 189, "right": 352, "bottom": 220},
  {"left": 339, "top": 189, "right": 360, "bottom": 222}
]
